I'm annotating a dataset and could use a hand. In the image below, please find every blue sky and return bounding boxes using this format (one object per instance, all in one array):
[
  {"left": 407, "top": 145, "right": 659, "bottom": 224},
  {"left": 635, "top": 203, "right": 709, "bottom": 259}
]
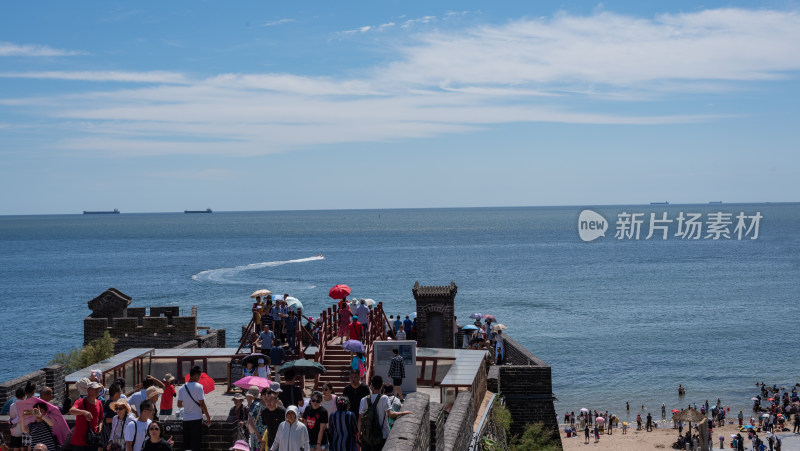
[{"left": 1, "top": 1, "right": 799, "bottom": 214}]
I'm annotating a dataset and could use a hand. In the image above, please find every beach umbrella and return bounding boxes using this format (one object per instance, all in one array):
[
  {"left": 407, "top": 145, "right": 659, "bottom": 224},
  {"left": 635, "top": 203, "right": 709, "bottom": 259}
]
[
  {"left": 286, "top": 297, "right": 303, "bottom": 312},
  {"left": 462, "top": 325, "right": 480, "bottom": 331},
  {"left": 595, "top": 417, "right": 605, "bottom": 424},
  {"left": 242, "top": 353, "right": 270, "bottom": 367},
  {"left": 233, "top": 376, "right": 271, "bottom": 391},
  {"left": 342, "top": 339, "right": 365, "bottom": 353},
  {"left": 409, "top": 312, "right": 417, "bottom": 319},
  {"left": 483, "top": 314, "right": 497, "bottom": 322},
  {"left": 580, "top": 408, "right": 589, "bottom": 414},
  {"left": 251, "top": 289, "right": 272, "bottom": 298},
  {"left": 329, "top": 284, "right": 351, "bottom": 300},
  {"left": 672, "top": 409, "right": 680, "bottom": 413},
  {"left": 362, "top": 298, "right": 376, "bottom": 307},
  {"left": 751, "top": 397, "right": 760, "bottom": 401},
  {"left": 673, "top": 409, "right": 705, "bottom": 424},
  {"left": 185, "top": 372, "right": 215, "bottom": 394},
  {"left": 491, "top": 324, "right": 507, "bottom": 332},
  {"left": 469, "top": 313, "right": 483, "bottom": 320},
  {"left": 15, "top": 398, "right": 69, "bottom": 445},
  {"left": 740, "top": 425, "right": 754, "bottom": 431},
  {"left": 278, "top": 359, "right": 326, "bottom": 377}
]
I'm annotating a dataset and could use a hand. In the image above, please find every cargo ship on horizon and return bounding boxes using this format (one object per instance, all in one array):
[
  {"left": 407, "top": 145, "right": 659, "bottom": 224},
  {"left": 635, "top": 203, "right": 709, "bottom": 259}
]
[
  {"left": 83, "top": 208, "right": 120, "bottom": 214},
  {"left": 185, "top": 208, "right": 213, "bottom": 214}
]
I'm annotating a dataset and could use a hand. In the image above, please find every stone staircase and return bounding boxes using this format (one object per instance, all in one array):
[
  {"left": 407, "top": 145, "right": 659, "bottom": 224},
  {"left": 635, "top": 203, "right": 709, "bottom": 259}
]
[{"left": 316, "top": 341, "right": 353, "bottom": 393}]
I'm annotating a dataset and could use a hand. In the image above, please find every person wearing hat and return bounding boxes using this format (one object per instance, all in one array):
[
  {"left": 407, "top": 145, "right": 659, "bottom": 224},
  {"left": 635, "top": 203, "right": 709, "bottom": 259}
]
[
  {"left": 256, "top": 358, "right": 271, "bottom": 380},
  {"left": 145, "top": 386, "right": 164, "bottom": 421},
  {"left": 230, "top": 439, "right": 250, "bottom": 451},
  {"left": 228, "top": 393, "right": 249, "bottom": 442},
  {"left": 347, "top": 316, "right": 363, "bottom": 342},
  {"left": 69, "top": 381, "right": 104, "bottom": 450},
  {"left": 159, "top": 374, "right": 176, "bottom": 416},
  {"left": 245, "top": 387, "right": 263, "bottom": 451},
  {"left": 107, "top": 398, "right": 135, "bottom": 451}
]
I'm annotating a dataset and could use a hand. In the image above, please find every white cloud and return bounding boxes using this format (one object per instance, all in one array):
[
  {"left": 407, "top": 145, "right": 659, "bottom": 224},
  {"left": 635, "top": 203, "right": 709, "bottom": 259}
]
[
  {"left": 263, "top": 18, "right": 295, "bottom": 27},
  {"left": 0, "top": 71, "right": 189, "bottom": 84},
  {"left": 3, "top": 8, "right": 799, "bottom": 157},
  {"left": 402, "top": 15, "right": 437, "bottom": 28},
  {"left": 0, "top": 42, "right": 83, "bottom": 57}
]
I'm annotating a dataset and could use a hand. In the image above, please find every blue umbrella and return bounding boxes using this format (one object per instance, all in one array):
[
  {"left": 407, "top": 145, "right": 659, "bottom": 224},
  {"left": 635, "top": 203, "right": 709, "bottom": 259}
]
[
  {"left": 342, "top": 339, "right": 365, "bottom": 353},
  {"left": 462, "top": 325, "right": 480, "bottom": 330}
]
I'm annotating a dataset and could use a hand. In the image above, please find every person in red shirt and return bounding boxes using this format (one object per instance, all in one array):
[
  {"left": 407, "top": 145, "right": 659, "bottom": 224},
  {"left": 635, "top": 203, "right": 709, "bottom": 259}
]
[
  {"left": 347, "top": 316, "right": 363, "bottom": 342},
  {"left": 69, "top": 381, "right": 104, "bottom": 450},
  {"left": 159, "top": 373, "right": 176, "bottom": 416}
]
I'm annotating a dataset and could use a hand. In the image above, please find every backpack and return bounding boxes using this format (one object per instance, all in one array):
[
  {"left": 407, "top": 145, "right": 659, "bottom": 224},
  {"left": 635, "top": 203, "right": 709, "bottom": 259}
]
[
  {"left": 360, "top": 395, "right": 385, "bottom": 446},
  {"left": 357, "top": 358, "right": 366, "bottom": 379}
]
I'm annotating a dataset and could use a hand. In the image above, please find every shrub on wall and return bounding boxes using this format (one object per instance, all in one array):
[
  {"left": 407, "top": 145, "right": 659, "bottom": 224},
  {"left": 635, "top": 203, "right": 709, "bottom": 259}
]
[{"left": 50, "top": 331, "right": 117, "bottom": 373}]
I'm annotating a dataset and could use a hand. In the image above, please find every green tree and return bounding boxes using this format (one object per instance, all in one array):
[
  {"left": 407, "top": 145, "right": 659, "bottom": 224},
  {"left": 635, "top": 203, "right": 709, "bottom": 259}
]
[
  {"left": 49, "top": 331, "right": 117, "bottom": 373},
  {"left": 510, "top": 422, "right": 562, "bottom": 451}
]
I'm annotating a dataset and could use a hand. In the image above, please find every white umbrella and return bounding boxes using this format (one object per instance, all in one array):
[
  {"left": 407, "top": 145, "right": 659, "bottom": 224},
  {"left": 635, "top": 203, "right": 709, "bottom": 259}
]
[
  {"left": 286, "top": 297, "right": 303, "bottom": 312},
  {"left": 250, "top": 289, "right": 272, "bottom": 298},
  {"left": 363, "top": 298, "right": 376, "bottom": 307},
  {"left": 409, "top": 312, "right": 417, "bottom": 319},
  {"left": 580, "top": 408, "right": 589, "bottom": 414}
]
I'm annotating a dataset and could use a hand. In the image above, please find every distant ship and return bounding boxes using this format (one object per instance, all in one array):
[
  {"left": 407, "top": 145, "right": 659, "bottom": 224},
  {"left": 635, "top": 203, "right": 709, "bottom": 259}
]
[
  {"left": 184, "top": 208, "right": 213, "bottom": 214},
  {"left": 83, "top": 208, "right": 120, "bottom": 214},
  {"left": 650, "top": 201, "right": 669, "bottom": 205},
  {"left": 709, "top": 201, "right": 723, "bottom": 204}
]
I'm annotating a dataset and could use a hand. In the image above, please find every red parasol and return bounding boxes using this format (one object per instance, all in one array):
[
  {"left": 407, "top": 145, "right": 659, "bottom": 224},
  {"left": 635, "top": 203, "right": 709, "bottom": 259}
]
[
  {"left": 185, "top": 372, "right": 215, "bottom": 394},
  {"left": 328, "top": 284, "right": 351, "bottom": 300}
]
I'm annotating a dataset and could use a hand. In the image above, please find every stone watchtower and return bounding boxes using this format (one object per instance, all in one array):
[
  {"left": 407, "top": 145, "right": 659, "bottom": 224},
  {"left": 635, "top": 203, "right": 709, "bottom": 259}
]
[{"left": 411, "top": 281, "right": 457, "bottom": 348}]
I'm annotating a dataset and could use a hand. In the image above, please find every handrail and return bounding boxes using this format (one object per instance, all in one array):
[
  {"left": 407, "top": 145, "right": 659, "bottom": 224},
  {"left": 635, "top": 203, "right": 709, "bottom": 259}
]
[
  {"left": 236, "top": 317, "right": 256, "bottom": 355},
  {"left": 312, "top": 305, "right": 337, "bottom": 390}
]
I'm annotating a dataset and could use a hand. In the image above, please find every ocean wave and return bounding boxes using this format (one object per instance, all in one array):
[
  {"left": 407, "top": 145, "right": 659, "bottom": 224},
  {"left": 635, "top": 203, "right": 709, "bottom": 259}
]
[{"left": 192, "top": 256, "right": 324, "bottom": 284}]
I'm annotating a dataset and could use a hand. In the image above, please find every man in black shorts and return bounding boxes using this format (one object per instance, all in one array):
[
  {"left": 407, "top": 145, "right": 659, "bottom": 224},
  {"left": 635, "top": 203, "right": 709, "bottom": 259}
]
[{"left": 387, "top": 348, "right": 406, "bottom": 402}]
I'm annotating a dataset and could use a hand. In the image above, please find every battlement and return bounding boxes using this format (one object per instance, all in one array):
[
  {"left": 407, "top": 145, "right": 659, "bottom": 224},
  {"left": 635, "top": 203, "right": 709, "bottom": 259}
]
[{"left": 84, "top": 288, "right": 206, "bottom": 352}]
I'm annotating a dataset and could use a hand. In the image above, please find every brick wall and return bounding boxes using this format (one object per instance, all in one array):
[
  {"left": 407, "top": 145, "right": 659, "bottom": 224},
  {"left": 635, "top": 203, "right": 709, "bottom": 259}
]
[
  {"left": 85, "top": 306, "right": 199, "bottom": 352},
  {"left": 487, "top": 365, "right": 499, "bottom": 393},
  {"left": 498, "top": 335, "right": 561, "bottom": 448},
  {"left": 443, "top": 390, "right": 475, "bottom": 451},
  {"left": 384, "top": 392, "right": 431, "bottom": 451},
  {"left": 0, "top": 370, "right": 46, "bottom": 407},
  {"left": 429, "top": 401, "right": 445, "bottom": 451}
]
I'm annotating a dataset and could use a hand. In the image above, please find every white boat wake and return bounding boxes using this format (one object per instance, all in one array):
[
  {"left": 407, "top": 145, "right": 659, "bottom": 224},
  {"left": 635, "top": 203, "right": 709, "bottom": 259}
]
[{"left": 192, "top": 256, "right": 324, "bottom": 285}]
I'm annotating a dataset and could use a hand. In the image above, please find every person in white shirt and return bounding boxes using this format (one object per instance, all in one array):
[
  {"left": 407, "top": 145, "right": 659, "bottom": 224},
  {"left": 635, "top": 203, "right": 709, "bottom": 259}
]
[
  {"left": 124, "top": 399, "right": 154, "bottom": 451},
  {"left": 357, "top": 376, "right": 412, "bottom": 450},
  {"left": 177, "top": 366, "right": 211, "bottom": 451}
]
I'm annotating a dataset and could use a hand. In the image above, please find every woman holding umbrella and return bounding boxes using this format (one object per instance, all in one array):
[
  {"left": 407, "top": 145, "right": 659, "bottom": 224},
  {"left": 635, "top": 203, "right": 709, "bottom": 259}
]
[
  {"left": 20, "top": 402, "right": 56, "bottom": 451},
  {"left": 337, "top": 303, "right": 351, "bottom": 345}
]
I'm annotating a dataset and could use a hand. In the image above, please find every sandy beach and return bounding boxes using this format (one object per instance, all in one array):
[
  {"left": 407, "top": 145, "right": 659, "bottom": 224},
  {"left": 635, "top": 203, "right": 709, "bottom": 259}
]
[{"left": 561, "top": 422, "right": 800, "bottom": 450}]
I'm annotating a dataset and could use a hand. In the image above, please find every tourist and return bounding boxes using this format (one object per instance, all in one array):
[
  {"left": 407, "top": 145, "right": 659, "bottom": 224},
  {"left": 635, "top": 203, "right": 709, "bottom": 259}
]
[
  {"left": 393, "top": 315, "right": 402, "bottom": 336},
  {"left": 584, "top": 425, "right": 590, "bottom": 444},
  {"left": 355, "top": 299, "right": 370, "bottom": 333},
  {"left": 39, "top": 386, "right": 54, "bottom": 404},
  {"left": 270, "top": 405, "right": 309, "bottom": 451},
  {"left": 381, "top": 383, "right": 403, "bottom": 428},
  {"left": 321, "top": 383, "right": 337, "bottom": 416},
  {"left": 739, "top": 410, "right": 744, "bottom": 426},
  {"left": 252, "top": 296, "right": 264, "bottom": 331},
  {"left": 130, "top": 376, "right": 164, "bottom": 415},
  {"left": 358, "top": 376, "right": 412, "bottom": 451},
  {"left": 269, "top": 340, "right": 285, "bottom": 378},
  {"left": 145, "top": 386, "right": 164, "bottom": 421},
  {"left": 402, "top": 316, "right": 412, "bottom": 339},
  {"left": 593, "top": 424, "right": 599, "bottom": 442},
  {"left": 338, "top": 303, "right": 351, "bottom": 345},
  {"left": 259, "top": 325, "right": 275, "bottom": 355},
  {"left": 636, "top": 412, "right": 642, "bottom": 430},
  {"left": 20, "top": 402, "right": 56, "bottom": 451},
  {"left": 228, "top": 393, "right": 248, "bottom": 440},
  {"left": 124, "top": 399, "right": 154, "bottom": 451},
  {"left": 177, "top": 366, "right": 211, "bottom": 451},
  {"left": 285, "top": 311, "right": 299, "bottom": 354},
  {"left": 301, "top": 391, "right": 329, "bottom": 450},
  {"left": 245, "top": 386, "right": 263, "bottom": 451},
  {"left": 107, "top": 399, "right": 134, "bottom": 451},
  {"left": 8, "top": 387, "right": 26, "bottom": 451},
  {"left": 243, "top": 361, "right": 256, "bottom": 377},
  {"left": 159, "top": 374, "right": 176, "bottom": 416},
  {"left": 387, "top": 348, "right": 406, "bottom": 402},
  {"left": 262, "top": 299, "right": 274, "bottom": 331},
  {"left": 396, "top": 327, "right": 406, "bottom": 341},
  {"left": 278, "top": 373, "right": 304, "bottom": 409},
  {"left": 256, "top": 358, "right": 271, "bottom": 380},
  {"left": 342, "top": 371, "right": 370, "bottom": 417},
  {"left": 348, "top": 316, "right": 364, "bottom": 343},
  {"left": 622, "top": 421, "right": 627, "bottom": 434},
  {"left": 69, "top": 381, "right": 104, "bottom": 451},
  {"left": 329, "top": 396, "right": 358, "bottom": 451},
  {"left": 142, "top": 421, "right": 173, "bottom": 451},
  {"left": 494, "top": 330, "right": 505, "bottom": 365},
  {"left": 351, "top": 352, "right": 366, "bottom": 381},
  {"left": 646, "top": 412, "right": 653, "bottom": 431},
  {"left": 101, "top": 383, "right": 122, "bottom": 446},
  {"left": 270, "top": 302, "right": 283, "bottom": 343},
  {"left": 260, "top": 387, "right": 286, "bottom": 450}
]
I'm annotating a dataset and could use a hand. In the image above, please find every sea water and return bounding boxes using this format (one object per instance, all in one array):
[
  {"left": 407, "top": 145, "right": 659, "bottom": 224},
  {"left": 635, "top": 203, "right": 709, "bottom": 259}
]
[{"left": 1, "top": 204, "right": 798, "bottom": 421}]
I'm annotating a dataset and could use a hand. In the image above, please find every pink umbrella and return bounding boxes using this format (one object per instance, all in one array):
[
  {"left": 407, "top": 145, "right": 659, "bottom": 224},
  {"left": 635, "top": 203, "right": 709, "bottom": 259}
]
[
  {"left": 595, "top": 417, "right": 606, "bottom": 424},
  {"left": 233, "top": 376, "right": 271, "bottom": 391},
  {"left": 15, "top": 397, "right": 69, "bottom": 445}
]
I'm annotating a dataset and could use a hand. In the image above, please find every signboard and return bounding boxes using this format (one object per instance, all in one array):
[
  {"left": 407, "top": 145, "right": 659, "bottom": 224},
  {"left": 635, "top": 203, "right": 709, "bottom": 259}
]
[
  {"left": 372, "top": 340, "right": 417, "bottom": 394},
  {"left": 228, "top": 360, "right": 244, "bottom": 392}
]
